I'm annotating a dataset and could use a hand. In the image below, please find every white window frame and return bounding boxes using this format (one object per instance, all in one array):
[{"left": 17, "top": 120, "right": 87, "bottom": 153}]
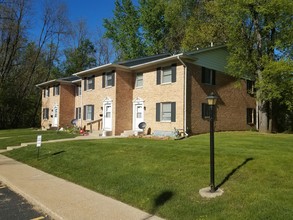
[
  {"left": 53, "top": 85, "right": 59, "bottom": 96},
  {"left": 87, "top": 77, "right": 94, "bottom": 90},
  {"left": 161, "top": 102, "right": 172, "bottom": 122},
  {"left": 44, "top": 88, "right": 50, "bottom": 97},
  {"left": 135, "top": 73, "right": 143, "bottom": 88},
  {"left": 76, "top": 107, "right": 81, "bottom": 119},
  {"left": 105, "top": 72, "right": 113, "bottom": 87},
  {"left": 76, "top": 85, "right": 81, "bottom": 96},
  {"left": 162, "top": 66, "right": 172, "bottom": 84},
  {"left": 43, "top": 108, "right": 49, "bottom": 120}
]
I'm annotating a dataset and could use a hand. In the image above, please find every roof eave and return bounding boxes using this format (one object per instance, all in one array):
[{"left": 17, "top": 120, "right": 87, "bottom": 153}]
[{"left": 74, "top": 63, "right": 131, "bottom": 77}]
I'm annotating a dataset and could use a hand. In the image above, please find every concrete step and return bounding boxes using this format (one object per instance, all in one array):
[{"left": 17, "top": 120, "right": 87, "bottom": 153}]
[{"left": 120, "top": 130, "right": 143, "bottom": 137}]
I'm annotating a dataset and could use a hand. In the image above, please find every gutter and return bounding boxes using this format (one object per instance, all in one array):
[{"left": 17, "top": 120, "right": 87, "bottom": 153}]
[{"left": 177, "top": 55, "right": 188, "bottom": 133}]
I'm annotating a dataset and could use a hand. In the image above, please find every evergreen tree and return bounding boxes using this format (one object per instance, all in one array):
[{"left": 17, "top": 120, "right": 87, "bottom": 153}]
[{"left": 104, "top": 0, "right": 144, "bottom": 60}]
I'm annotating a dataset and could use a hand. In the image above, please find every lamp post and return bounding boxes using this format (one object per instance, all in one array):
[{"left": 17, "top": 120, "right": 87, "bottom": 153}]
[{"left": 206, "top": 92, "right": 218, "bottom": 192}]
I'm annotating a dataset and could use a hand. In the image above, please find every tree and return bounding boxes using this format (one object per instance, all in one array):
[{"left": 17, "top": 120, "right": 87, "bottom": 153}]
[
  {"left": 139, "top": 0, "right": 167, "bottom": 55},
  {"left": 164, "top": 0, "right": 199, "bottom": 53},
  {"left": 0, "top": 0, "right": 70, "bottom": 128},
  {"left": 198, "top": 0, "right": 293, "bottom": 132},
  {"left": 182, "top": 0, "right": 227, "bottom": 50},
  {"left": 95, "top": 28, "right": 115, "bottom": 65},
  {"left": 104, "top": 0, "right": 144, "bottom": 60},
  {"left": 63, "top": 39, "right": 97, "bottom": 75}
]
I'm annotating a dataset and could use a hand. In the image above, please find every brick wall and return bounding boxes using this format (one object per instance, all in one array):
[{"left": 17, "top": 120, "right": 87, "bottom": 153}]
[
  {"left": 81, "top": 72, "right": 116, "bottom": 132},
  {"left": 115, "top": 70, "right": 134, "bottom": 135},
  {"left": 133, "top": 62, "right": 185, "bottom": 134},
  {"left": 186, "top": 64, "right": 256, "bottom": 134},
  {"left": 59, "top": 84, "right": 75, "bottom": 128},
  {"left": 41, "top": 87, "right": 60, "bottom": 129}
]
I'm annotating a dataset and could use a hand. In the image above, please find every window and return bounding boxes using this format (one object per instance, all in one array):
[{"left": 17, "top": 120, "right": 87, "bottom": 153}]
[
  {"left": 75, "top": 107, "right": 81, "bottom": 119},
  {"left": 246, "top": 80, "right": 255, "bottom": 95},
  {"left": 43, "top": 88, "right": 50, "bottom": 97},
  {"left": 157, "top": 64, "right": 176, "bottom": 85},
  {"left": 135, "top": 73, "right": 143, "bottom": 88},
  {"left": 162, "top": 66, "right": 172, "bottom": 83},
  {"left": 42, "top": 108, "right": 49, "bottom": 120},
  {"left": 76, "top": 85, "right": 81, "bottom": 96},
  {"left": 247, "top": 108, "right": 256, "bottom": 125},
  {"left": 202, "top": 103, "right": 210, "bottom": 119},
  {"left": 53, "top": 85, "right": 60, "bottom": 96},
  {"left": 84, "top": 76, "right": 95, "bottom": 91},
  {"left": 105, "top": 106, "right": 111, "bottom": 118},
  {"left": 202, "top": 67, "right": 216, "bottom": 85},
  {"left": 156, "top": 102, "right": 176, "bottom": 122},
  {"left": 83, "top": 105, "right": 94, "bottom": 121},
  {"left": 102, "top": 71, "right": 115, "bottom": 88}
]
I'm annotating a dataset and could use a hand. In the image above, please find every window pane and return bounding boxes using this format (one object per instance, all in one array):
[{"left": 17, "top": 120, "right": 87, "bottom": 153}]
[
  {"left": 86, "top": 106, "right": 92, "bottom": 120},
  {"left": 105, "top": 106, "right": 111, "bottom": 118},
  {"left": 88, "top": 78, "right": 94, "bottom": 89},
  {"left": 135, "top": 73, "right": 143, "bottom": 87},
  {"left": 106, "top": 73, "right": 112, "bottom": 87},
  {"left": 161, "top": 103, "right": 171, "bottom": 121},
  {"left": 162, "top": 67, "right": 172, "bottom": 83}
]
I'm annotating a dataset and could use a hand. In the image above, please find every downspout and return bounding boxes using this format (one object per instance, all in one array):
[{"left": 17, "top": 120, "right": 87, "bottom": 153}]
[
  {"left": 81, "top": 83, "right": 83, "bottom": 129},
  {"left": 177, "top": 55, "right": 187, "bottom": 133}
]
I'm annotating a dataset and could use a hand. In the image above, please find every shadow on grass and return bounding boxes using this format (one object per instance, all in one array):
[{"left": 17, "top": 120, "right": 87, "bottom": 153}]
[
  {"left": 216, "top": 157, "right": 254, "bottom": 190},
  {"left": 143, "top": 190, "right": 174, "bottom": 220},
  {"left": 38, "top": 150, "right": 66, "bottom": 160}
]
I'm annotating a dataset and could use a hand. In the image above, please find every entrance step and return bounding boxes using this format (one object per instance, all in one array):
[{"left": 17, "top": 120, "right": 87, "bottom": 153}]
[{"left": 120, "top": 130, "right": 143, "bottom": 137}]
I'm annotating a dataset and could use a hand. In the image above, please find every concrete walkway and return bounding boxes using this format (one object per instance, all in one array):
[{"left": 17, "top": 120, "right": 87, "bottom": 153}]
[{"left": 0, "top": 135, "right": 164, "bottom": 220}]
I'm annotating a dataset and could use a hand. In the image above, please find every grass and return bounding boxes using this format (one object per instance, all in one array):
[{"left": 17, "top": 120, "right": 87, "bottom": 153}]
[
  {"left": 0, "top": 128, "right": 77, "bottom": 149},
  {"left": 2, "top": 131, "right": 293, "bottom": 219}
]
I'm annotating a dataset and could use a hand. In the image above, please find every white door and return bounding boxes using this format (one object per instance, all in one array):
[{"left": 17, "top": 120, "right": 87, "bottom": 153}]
[
  {"left": 133, "top": 103, "right": 144, "bottom": 131},
  {"left": 52, "top": 105, "right": 58, "bottom": 127},
  {"left": 103, "top": 103, "right": 112, "bottom": 131}
]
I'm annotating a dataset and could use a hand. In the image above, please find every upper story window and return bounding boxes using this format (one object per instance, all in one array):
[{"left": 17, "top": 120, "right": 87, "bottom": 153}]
[
  {"left": 43, "top": 88, "right": 50, "bottom": 97},
  {"left": 76, "top": 85, "right": 81, "bottom": 96},
  {"left": 156, "top": 102, "right": 176, "bottom": 122},
  {"left": 135, "top": 73, "right": 143, "bottom": 88},
  {"left": 42, "top": 108, "right": 49, "bottom": 120},
  {"left": 84, "top": 76, "right": 95, "bottom": 91},
  {"left": 102, "top": 71, "right": 115, "bottom": 88},
  {"left": 246, "top": 80, "right": 255, "bottom": 95},
  {"left": 157, "top": 63, "right": 177, "bottom": 85},
  {"left": 202, "top": 67, "right": 216, "bottom": 85},
  {"left": 53, "top": 85, "right": 60, "bottom": 96}
]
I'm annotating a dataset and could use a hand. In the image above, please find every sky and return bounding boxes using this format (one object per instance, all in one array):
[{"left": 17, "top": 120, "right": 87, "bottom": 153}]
[
  {"left": 58, "top": 0, "right": 139, "bottom": 34},
  {"left": 61, "top": 0, "right": 117, "bottom": 33}
]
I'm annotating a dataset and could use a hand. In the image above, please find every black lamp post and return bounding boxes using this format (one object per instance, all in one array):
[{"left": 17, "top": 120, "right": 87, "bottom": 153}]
[{"left": 206, "top": 92, "right": 218, "bottom": 192}]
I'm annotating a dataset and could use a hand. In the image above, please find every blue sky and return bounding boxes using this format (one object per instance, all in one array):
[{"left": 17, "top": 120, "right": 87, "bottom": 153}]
[
  {"left": 60, "top": 0, "right": 138, "bottom": 33},
  {"left": 61, "top": 0, "right": 117, "bottom": 32}
]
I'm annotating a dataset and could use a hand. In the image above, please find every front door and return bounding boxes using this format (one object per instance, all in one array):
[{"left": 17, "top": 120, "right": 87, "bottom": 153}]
[
  {"left": 133, "top": 102, "right": 144, "bottom": 131},
  {"left": 103, "top": 103, "right": 112, "bottom": 131},
  {"left": 52, "top": 105, "right": 58, "bottom": 127}
]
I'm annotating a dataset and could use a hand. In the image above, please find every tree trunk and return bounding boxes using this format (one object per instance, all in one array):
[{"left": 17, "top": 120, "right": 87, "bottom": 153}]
[{"left": 258, "top": 100, "right": 273, "bottom": 133}]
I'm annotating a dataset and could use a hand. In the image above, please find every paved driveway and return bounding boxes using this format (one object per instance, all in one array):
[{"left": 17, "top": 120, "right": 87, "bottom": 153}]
[{"left": 0, "top": 182, "right": 51, "bottom": 220}]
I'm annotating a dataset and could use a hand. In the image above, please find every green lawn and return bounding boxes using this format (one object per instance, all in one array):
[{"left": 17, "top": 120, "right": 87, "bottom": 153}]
[
  {"left": 2, "top": 132, "right": 293, "bottom": 219},
  {"left": 0, "top": 128, "right": 77, "bottom": 149}
]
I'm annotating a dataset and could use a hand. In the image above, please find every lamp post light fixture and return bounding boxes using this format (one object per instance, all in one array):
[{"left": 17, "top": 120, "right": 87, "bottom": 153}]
[{"left": 206, "top": 92, "right": 218, "bottom": 192}]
